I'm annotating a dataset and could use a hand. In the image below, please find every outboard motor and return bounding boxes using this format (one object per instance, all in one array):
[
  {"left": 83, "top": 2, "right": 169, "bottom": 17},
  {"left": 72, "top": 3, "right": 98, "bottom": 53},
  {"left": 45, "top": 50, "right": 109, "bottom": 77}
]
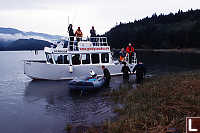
[{"left": 89, "top": 70, "right": 97, "bottom": 78}]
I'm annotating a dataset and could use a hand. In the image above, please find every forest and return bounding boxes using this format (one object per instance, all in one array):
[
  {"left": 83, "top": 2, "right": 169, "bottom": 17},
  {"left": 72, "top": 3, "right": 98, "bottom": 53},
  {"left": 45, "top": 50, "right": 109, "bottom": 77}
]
[
  {"left": 2, "top": 38, "right": 52, "bottom": 50},
  {"left": 105, "top": 9, "right": 200, "bottom": 49}
]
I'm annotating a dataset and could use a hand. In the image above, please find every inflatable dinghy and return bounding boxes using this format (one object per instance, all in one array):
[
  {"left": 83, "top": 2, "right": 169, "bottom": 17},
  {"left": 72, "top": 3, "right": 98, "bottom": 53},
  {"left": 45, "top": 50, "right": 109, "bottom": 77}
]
[{"left": 68, "top": 77, "right": 105, "bottom": 91}]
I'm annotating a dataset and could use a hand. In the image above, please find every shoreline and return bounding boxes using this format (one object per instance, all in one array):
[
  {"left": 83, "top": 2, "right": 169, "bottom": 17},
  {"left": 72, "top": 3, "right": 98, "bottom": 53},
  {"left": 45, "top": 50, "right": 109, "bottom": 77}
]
[
  {"left": 136, "top": 48, "right": 200, "bottom": 53},
  {"left": 66, "top": 70, "right": 200, "bottom": 133},
  {"left": 1, "top": 48, "right": 200, "bottom": 54},
  {"left": 112, "top": 48, "right": 200, "bottom": 54}
]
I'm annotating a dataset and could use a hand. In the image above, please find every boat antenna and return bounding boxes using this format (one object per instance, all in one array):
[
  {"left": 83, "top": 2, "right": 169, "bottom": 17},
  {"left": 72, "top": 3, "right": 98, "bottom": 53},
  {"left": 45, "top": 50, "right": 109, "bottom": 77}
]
[
  {"left": 67, "top": 16, "right": 70, "bottom": 38},
  {"left": 68, "top": 16, "right": 69, "bottom": 26}
]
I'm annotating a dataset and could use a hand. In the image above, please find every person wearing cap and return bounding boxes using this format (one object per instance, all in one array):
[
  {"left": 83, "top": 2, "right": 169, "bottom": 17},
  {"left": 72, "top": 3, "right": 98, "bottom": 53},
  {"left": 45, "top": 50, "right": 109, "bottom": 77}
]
[
  {"left": 102, "top": 65, "right": 111, "bottom": 87},
  {"left": 75, "top": 27, "right": 83, "bottom": 42},
  {"left": 126, "top": 43, "right": 135, "bottom": 63},
  {"left": 121, "top": 62, "right": 131, "bottom": 83},
  {"left": 132, "top": 61, "right": 146, "bottom": 84}
]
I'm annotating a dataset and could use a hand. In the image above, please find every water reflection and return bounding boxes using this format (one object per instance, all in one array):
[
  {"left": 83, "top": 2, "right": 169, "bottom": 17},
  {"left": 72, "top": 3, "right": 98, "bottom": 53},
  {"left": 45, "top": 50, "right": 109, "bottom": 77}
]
[
  {"left": 24, "top": 81, "right": 68, "bottom": 103},
  {"left": 137, "top": 51, "right": 200, "bottom": 75},
  {"left": 24, "top": 80, "right": 116, "bottom": 125},
  {"left": 2, "top": 51, "right": 200, "bottom": 133}
]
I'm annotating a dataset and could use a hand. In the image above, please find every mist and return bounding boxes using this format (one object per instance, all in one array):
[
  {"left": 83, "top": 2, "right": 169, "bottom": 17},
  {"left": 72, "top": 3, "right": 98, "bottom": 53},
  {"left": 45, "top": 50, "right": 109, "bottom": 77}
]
[{"left": 0, "top": 33, "right": 52, "bottom": 42}]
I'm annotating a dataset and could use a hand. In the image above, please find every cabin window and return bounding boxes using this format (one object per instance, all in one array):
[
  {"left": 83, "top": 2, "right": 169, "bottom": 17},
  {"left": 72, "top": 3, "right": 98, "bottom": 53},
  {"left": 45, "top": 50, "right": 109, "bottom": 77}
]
[
  {"left": 54, "top": 55, "right": 69, "bottom": 64},
  {"left": 81, "top": 54, "right": 90, "bottom": 64},
  {"left": 64, "top": 55, "right": 69, "bottom": 64},
  {"left": 72, "top": 54, "right": 81, "bottom": 65},
  {"left": 46, "top": 53, "right": 54, "bottom": 64},
  {"left": 91, "top": 54, "right": 99, "bottom": 64},
  {"left": 54, "top": 55, "right": 61, "bottom": 64},
  {"left": 101, "top": 53, "right": 109, "bottom": 63}
]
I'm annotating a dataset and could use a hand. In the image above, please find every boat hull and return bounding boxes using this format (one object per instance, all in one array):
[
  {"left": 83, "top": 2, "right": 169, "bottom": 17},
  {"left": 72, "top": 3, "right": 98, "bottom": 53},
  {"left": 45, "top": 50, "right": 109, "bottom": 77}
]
[{"left": 24, "top": 61, "right": 136, "bottom": 80}]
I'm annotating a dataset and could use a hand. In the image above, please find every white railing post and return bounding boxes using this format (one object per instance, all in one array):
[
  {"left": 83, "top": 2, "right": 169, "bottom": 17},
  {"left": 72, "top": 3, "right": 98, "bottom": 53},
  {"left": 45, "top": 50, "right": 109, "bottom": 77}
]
[{"left": 65, "top": 36, "right": 108, "bottom": 50}]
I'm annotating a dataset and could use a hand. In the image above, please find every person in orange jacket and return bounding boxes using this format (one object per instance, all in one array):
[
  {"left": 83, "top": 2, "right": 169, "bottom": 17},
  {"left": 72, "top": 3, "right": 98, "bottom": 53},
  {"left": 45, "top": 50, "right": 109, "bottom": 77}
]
[
  {"left": 126, "top": 43, "right": 135, "bottom": 63},
  {"left": 119, "top": 48, "right": 126, "bottom": 62},
  {"left": 75, "top": 27, "right": 83, "bottom": 42}
]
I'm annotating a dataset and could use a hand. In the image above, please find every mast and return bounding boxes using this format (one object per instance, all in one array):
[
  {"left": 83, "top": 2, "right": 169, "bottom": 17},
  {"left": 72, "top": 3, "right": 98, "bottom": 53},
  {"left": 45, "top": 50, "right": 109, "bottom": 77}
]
[
  {"left": 68, "top": 16, "right": 69, "bottom": 26},
  {"left": 67, "top": 16, "right": 70, "bottom": 38}
]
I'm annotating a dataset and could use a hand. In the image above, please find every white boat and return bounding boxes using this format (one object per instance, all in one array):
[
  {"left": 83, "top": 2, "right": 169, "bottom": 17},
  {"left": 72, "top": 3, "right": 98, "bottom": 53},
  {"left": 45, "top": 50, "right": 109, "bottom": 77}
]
[{"left": 24, "top": 36, "right": 137, "bottom": 80}]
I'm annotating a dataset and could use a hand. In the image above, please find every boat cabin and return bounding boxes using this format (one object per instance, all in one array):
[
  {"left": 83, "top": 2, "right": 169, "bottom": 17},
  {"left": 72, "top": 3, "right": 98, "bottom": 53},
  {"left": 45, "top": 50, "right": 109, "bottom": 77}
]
[
  {"left": 44, "top": 36, "right": 113, "bottom": 65},
  {"left": 24, "top": 36, "right": 137, "bottom": 80}
]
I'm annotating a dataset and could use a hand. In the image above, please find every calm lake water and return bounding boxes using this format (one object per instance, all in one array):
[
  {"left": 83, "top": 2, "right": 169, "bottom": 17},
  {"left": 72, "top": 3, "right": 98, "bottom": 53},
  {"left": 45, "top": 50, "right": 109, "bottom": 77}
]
[{"left": 0, "top": 50, "right": 200, "bottom": 133}]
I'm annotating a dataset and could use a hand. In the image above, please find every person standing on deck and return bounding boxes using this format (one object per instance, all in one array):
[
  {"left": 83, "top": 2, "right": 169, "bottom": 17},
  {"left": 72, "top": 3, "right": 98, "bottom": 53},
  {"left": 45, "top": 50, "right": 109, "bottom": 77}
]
[
  {"left": 102, "top": 65, "right": 111, "bottom": 88},
  {"left": 68, "top": 24, "right": 75, "bottom": 50},
  {"left": 75, "top": 27, "right": 83, "bottom": 42},
  {"left": 121, "top": 62, "right": 131, "bottom": 83},
  {"left": 90, "top": 26, "right": 96, "bottom": 45},
  {"left": 119, "top": 48, "right": 126, "bottom": 62},
  {"left": 132, "top": 61, "right": 146, "bottom": 84},
  {"left": 126, "top": 43, "right": 135, "bottom": 64}
]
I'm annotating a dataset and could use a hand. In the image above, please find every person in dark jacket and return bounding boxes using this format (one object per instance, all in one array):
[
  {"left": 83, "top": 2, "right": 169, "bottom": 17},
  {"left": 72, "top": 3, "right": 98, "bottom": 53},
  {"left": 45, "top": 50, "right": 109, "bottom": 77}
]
[
  {"left": 132, "top": 61, "right": 146, "bottom": 84},
  {"left": 121, "top": 62, "right": 131, "bottom": 83},
  {"left": 90, "top": 26, "right": 96, "bottom": 45},
  {"left": 102, "top": 65, "right": 111, "bottom": 87},
  {"left": 90, "top": 26, "right": 96, "bottom": 37},
  {"left": 68, "top": 24, "right": 75, "bottom": 50}
]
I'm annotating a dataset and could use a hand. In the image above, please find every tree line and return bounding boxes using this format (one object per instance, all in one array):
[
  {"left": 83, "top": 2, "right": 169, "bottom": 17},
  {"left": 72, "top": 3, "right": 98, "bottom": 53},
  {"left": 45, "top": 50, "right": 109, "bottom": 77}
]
[
  {"left": 0, "top": 38, "right": 52, "bottom": 51},
  {"left": 104, "top": 9, "right": 200, "bottom": 49}
]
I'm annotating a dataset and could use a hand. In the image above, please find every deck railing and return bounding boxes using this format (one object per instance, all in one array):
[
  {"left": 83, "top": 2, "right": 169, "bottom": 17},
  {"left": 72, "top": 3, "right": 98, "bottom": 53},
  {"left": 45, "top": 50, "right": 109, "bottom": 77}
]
[
  {"left": 125, "top": 52, "right": 137, "bottom": 64},
  {"left": 67, "top": 36, "right": 108, "bottom": 51}
]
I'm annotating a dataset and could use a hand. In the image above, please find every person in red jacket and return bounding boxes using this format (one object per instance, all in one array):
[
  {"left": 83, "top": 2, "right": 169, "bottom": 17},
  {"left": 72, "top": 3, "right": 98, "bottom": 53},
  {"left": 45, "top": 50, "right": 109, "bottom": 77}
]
[{"left": 126, "top": 43, "right": 135, "bottom": 63}]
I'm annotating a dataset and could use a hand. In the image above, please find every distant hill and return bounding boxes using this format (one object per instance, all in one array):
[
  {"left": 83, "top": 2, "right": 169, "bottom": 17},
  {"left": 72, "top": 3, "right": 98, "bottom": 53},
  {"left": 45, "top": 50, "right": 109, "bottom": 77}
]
[
  {"left": 6, "top": 38, "right": 53, "bottom": 50},
  {"left": 25, "top": 32, "right": 62, "bottom": 40},
  {"left": 0, "top": 27, "right": 62, "bottom": 50},
  {"left": 105, "top": 9, "right": 200, "bottom": 49},
  {"left": 0, "top": 27, "right": 63, "bottom": 40},
  {"left": 0, "top": 27, "right": 24, "bottom": 35}
]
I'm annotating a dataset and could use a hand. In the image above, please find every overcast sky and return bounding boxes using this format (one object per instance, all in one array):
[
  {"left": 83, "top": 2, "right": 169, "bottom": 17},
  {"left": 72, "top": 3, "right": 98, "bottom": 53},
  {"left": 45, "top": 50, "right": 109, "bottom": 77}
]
[{"left": 0, "top": 0, "right": 199, "bottom": 36}]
